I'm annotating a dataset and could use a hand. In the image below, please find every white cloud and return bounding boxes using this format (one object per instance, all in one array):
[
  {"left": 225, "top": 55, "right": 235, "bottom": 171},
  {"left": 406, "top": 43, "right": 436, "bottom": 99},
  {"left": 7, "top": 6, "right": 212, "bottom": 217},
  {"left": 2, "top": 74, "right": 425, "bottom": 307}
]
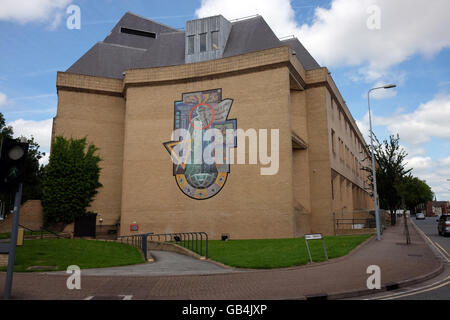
[
  {"left": 402, "top": 145, "right": 426, "bottom": 158},
  {"left": 196, "top": 0, "right": 450, "bottom": 80},
  {"left": 369, "top": 82, "right": 397, "bottom": 100},
  {"left": 0, "top": 92, "right": 8, "bottom": 106},
  {"left": 405, "top": 156, "right": 433, "bottom": 173},
  {"left": 358, "top": 94, "right": 450, "bottom": 146},
  {"left": 196, "top": 0, "right": 298, "bottom": 35},
  {"left": 357, "top": 95, "right": 450, "bottom": 200},
  {"left": 382, "top": 94, "right": 450, "bottom": 145},
  {"left": 7, "top": 118, "right": 52, "bottom": 152},
  {"left": 0, "top": 0, "right": 72, "bottom": 26}
]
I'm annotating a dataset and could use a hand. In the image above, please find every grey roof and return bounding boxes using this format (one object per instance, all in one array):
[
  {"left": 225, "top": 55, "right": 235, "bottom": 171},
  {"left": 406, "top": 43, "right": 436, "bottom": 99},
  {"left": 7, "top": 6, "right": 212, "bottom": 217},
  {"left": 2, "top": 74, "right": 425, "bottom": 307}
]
[
  {"left": 67, "top": 42, "right": 147, "bottom": 79},
  {"left": 281, "top": 38, "right": 320, "bottom": 70},
  {"left": 103, "top": 12, "right": 179, "bottom": 49},
  {"left": 133, "top": 31, "right": 186, "bottom": 69},
  {"left": 66, "top": 12, "right": 321, "bottom": 79}
]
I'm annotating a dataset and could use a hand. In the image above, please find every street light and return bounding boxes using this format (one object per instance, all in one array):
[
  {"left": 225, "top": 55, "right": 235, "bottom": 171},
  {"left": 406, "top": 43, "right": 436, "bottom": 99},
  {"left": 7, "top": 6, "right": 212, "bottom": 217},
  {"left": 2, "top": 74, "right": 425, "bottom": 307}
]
[{"left": 368, "top": 84, "right": 397, "bottom": 241}]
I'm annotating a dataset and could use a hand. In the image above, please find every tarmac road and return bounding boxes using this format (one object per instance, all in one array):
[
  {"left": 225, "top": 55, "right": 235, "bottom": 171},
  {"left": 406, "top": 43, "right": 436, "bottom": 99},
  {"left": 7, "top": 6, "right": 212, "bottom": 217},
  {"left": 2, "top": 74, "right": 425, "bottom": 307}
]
[{"left": 414, "top": 216, "right": 450, "bottom": 255}]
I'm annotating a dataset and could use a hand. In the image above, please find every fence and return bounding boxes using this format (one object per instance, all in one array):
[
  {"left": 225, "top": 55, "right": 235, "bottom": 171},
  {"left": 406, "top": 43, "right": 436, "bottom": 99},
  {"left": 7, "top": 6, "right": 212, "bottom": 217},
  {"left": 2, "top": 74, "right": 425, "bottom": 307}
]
[
  {"left": 334, "top": 209, "right": 388, "bottom": 235},
  {"left": 118, "top": 232, "right": 209, "bottom": 260},
  {"left": 148, "top": 232, "right": 208, "bottom": 258},
  {"left": 118, "top": 233, "right": 152, "bottom": 261}
]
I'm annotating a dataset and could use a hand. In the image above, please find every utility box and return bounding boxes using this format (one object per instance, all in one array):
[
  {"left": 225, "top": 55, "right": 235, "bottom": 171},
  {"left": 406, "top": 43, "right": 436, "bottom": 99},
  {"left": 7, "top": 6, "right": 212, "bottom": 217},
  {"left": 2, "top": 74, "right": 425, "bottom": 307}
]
[{"left": 16, "top": 228, "right": 24, "bottom": 246}]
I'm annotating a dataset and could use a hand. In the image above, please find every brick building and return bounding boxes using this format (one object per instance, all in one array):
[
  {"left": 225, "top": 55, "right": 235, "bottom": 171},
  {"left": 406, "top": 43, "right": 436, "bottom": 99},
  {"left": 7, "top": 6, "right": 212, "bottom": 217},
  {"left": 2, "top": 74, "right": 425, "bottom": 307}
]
[{"left": 53, "top": 12, "right": 373, "bottom": 239}]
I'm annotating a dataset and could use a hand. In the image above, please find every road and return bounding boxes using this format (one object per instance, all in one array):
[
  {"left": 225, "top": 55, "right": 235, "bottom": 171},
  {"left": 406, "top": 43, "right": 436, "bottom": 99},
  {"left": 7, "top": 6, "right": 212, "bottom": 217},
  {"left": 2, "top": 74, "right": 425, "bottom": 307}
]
[
  {"left": 362, "top": 216, "right": 450, "bottom": 300},
  {"left": 414, "top": 217, "right": 450, "bottom": 255}
]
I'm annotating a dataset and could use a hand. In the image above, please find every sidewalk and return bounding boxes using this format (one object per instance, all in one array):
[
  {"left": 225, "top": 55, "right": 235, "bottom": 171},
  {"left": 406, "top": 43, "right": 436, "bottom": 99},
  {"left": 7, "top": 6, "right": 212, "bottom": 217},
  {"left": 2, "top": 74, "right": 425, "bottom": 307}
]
[
  {"left": 0, "top": 218, "right": 443, "bottom": 300},
  {"left": 46, "top": 251, "right": 236, "bottom": 277}
]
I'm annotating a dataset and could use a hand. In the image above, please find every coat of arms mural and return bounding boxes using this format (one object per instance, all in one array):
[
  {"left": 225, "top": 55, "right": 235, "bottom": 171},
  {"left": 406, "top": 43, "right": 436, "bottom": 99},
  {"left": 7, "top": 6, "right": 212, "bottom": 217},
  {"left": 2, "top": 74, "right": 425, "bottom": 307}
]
[{"left": 163, "top": 89, "right": 237, "bottom": 200}]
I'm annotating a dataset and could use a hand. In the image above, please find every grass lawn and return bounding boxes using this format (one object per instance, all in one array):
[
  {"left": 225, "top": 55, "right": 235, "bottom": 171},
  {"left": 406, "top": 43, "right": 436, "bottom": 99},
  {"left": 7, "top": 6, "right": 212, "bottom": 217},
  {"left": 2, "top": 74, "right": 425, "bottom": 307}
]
[
  {"left": 199, "top": 234, "right": 372, "bottom": 269},
  {"left": 0, "top": 238, "right": 145, "bottom": 272}
]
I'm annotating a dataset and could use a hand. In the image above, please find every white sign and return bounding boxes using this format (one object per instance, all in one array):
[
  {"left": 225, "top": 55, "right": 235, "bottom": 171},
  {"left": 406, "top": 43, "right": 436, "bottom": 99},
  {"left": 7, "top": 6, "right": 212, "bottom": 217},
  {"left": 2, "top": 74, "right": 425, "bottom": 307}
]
[{"left": 305, "top": 233, "right": 323, "bottom": 240}]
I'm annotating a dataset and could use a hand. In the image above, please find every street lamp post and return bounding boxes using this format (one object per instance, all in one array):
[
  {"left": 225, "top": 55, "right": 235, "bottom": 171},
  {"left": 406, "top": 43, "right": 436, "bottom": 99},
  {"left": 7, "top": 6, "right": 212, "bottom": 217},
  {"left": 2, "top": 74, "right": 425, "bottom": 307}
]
[{"left": 368, "top": 84, "right": 396, "bottom": 241}]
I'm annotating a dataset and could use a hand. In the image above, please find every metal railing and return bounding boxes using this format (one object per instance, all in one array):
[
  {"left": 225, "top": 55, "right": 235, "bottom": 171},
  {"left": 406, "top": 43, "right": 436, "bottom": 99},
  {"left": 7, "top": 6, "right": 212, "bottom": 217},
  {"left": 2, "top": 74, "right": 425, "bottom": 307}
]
[
  {"left": 335, "top": 218, "right": 376, "bottom": 230},
  {"left": 148, "top": 232, "right": 208, "bottom": 258},
  {"left": 18, "top": 224, "right": 67, "bottom": 239},
  {"left": 118, "top": 233, "right": 153, "bottom": 261},
  {"left": 118, "top": 232, "right": 209, "bottom": 260}
]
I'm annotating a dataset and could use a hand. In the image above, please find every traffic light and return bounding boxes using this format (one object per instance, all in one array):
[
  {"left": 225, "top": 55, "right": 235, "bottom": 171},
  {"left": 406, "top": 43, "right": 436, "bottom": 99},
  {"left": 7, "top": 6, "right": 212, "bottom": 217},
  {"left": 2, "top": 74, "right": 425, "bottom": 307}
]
[{"left": 0, "top": 138, "right": 29, "bottom": 193}]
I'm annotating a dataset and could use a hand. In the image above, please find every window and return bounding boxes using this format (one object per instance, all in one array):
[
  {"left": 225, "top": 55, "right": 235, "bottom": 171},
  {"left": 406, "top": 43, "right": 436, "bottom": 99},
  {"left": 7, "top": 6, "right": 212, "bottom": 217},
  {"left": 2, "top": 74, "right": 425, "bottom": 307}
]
[
  {"left": 187, "top": 35, "right": 195, "bottom": 54},
  {"left": 211, "top": 31, "right": 219, "bottom": 50},
  {"left": 331, "top": 129, "right": 336, "bottom": 154},
  {"left": 331, "top": 177, "right": 335, "bottom": 200},
  {"left": 200, "top": 33, "right": 207, "bottom": 52}
]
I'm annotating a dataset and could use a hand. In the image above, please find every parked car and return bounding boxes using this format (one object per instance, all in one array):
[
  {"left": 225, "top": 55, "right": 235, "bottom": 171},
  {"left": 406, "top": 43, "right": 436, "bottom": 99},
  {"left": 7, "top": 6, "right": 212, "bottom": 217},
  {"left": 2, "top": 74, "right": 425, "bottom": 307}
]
[
  {"left": 416, "top": 212, "right": 425, "bottom": 220},
  {"left": 437, "top": 214, "right": 450, "bottom": 236}
]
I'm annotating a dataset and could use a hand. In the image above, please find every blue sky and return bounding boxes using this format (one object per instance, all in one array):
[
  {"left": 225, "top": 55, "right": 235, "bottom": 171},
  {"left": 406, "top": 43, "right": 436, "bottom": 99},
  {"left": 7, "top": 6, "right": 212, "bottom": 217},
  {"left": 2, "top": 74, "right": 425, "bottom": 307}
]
[{"left": 0, "top": 0, "right": 449, "bottom": 200}]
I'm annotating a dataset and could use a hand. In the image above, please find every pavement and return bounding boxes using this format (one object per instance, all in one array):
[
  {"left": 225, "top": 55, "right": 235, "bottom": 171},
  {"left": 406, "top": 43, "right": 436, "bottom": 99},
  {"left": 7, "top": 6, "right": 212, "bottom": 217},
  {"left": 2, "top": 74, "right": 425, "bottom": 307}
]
[
  {"left": 46, "top": 250, "right": 236, "bottom": 277},
  {"left": 0, "top": 217, "right": 444, "bottom": 300},
  {"left": 356, "top": 216, "right": 449, "bottom": 300}
]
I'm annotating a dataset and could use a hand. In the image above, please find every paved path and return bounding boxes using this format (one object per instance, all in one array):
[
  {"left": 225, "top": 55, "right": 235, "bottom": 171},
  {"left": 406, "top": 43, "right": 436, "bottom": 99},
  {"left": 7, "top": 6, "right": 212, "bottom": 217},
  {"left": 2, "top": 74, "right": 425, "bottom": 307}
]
[
  {"left": 46, "top": 251, "right": 235, "bottom": 277},
  {"left": 356, "top": 217, "right": 449, "bottom": 300},
  {"left": 0, "top": 219, "right": 442, "bottom": 300}
]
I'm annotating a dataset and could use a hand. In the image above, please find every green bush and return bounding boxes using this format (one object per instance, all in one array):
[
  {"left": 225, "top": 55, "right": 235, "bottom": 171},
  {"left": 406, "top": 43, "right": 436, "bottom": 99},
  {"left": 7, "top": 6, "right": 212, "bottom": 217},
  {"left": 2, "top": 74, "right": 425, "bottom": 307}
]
[{"left": 42, "top": 136, "right": 102, "bottom": 226}]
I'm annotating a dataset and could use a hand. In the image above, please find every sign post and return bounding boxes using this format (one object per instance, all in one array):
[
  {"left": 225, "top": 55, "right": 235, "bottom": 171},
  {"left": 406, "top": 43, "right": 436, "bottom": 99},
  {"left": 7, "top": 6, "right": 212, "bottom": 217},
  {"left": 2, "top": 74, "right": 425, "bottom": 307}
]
[
  {"left": 3, "top": 183, "right": 23, "bottom": 300},
  {"left": 304, "top": 233, "right": 328, "bottom": 263},
  {"left": 1, "top": 137, "right": 28, "bottom": 300}
]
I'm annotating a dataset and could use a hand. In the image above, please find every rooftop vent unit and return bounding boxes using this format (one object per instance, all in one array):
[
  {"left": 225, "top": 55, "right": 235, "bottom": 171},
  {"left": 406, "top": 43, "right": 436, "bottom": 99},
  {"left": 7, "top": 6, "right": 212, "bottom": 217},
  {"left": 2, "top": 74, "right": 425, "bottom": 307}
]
[{"left": 185, "top": 15, "right": 232, "bottom": 64}]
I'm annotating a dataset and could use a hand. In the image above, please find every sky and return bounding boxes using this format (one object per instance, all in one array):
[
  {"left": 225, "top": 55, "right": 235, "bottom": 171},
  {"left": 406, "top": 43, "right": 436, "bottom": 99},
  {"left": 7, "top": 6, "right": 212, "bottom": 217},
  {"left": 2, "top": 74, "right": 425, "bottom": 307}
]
[{"left": 0, "top": 0, "right": 449, "bottom": 200}]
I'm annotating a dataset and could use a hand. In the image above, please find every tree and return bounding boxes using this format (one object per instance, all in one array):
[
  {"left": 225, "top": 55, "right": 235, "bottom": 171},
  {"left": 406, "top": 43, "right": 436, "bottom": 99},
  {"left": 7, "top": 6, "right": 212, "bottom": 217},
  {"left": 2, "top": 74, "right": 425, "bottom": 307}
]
[
  {"left": 42, "top": 136, "right": 102, "bottom": 226},
  {"left": 397, "top": 175, "right": 434, "bottom": 214},
  {"left": 363, "top": 134, "right": 412, "bottom": 219},
  {"left": 21, "top": 136, "right": 46, "bottom": 203},
  {"left": 0, "top": 113, "right": 13, "bottom": 141},
  {"left": 0, "top": 112, "right": 46, "bottom": 215},
  {"left": 0, "top": 113, "right": 14, "bottom": 216}
]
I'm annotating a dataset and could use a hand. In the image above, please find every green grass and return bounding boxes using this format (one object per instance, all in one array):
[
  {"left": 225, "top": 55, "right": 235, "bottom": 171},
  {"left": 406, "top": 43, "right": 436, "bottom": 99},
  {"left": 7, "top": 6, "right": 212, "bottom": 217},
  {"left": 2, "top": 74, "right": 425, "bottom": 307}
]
[
  {"left": 195, "top": 234, "right": 372, "bottom": 269},
  {"left": 0, "top": 239, "right": 145, "bottom": 272}
]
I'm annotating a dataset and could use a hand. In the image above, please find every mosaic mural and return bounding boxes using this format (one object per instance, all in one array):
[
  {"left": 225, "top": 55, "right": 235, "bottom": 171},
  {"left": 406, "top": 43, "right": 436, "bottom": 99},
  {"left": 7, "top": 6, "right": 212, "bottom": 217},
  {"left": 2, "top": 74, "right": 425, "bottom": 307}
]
[{"left": 163, "top": 89, "right": 237, "bottom": 200}]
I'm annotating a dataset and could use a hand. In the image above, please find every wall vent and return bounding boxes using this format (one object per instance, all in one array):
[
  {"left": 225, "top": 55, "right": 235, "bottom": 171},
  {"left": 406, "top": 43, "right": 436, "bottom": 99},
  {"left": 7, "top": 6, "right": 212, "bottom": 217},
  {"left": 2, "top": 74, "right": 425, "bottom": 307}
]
[{"left": 120, "top": 27, "right": 157, "bottom": 39}]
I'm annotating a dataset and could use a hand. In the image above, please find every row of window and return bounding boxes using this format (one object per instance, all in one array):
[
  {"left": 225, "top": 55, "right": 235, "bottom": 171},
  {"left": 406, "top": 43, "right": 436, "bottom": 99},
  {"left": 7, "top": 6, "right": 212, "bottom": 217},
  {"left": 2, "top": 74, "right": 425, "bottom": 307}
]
[
  {"left": 187, "top": 31, "right": 219, "bottom": 55},
  {"left": 331, "top": 129, "right": 366, "bottom": 179},
  {"left": 331, "top": 175, "right": 370, "bottom": 206},
  {"left": 331, "top": 100, "right": 367, "bottom": 159}
]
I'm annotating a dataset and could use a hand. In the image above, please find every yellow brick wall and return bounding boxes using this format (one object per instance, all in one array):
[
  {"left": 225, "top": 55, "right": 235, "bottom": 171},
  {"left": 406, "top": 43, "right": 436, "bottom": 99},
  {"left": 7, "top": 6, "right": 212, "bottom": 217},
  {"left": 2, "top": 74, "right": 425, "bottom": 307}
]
[
  {"left": 120, "top": 66, "right": 295, "bottom": 239},
  {"left": 54, "top": 46, "right": 374, "bottom": 238},
  {"left": 53, "top": 87, "right": 126, "bottom": 226}
]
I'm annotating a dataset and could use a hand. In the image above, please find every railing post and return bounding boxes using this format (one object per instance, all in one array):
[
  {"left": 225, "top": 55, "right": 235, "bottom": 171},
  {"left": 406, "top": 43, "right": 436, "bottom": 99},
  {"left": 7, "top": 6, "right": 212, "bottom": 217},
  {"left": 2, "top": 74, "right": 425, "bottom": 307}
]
[
  {"left": 142, "top": 234, "right": 148, "bottom": 260},
  {"left": 194, "top": 233, "right": 198, "bottom": 254},
  {"left": 205, "top": 232, "right": 208, "bottom": 259}
]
